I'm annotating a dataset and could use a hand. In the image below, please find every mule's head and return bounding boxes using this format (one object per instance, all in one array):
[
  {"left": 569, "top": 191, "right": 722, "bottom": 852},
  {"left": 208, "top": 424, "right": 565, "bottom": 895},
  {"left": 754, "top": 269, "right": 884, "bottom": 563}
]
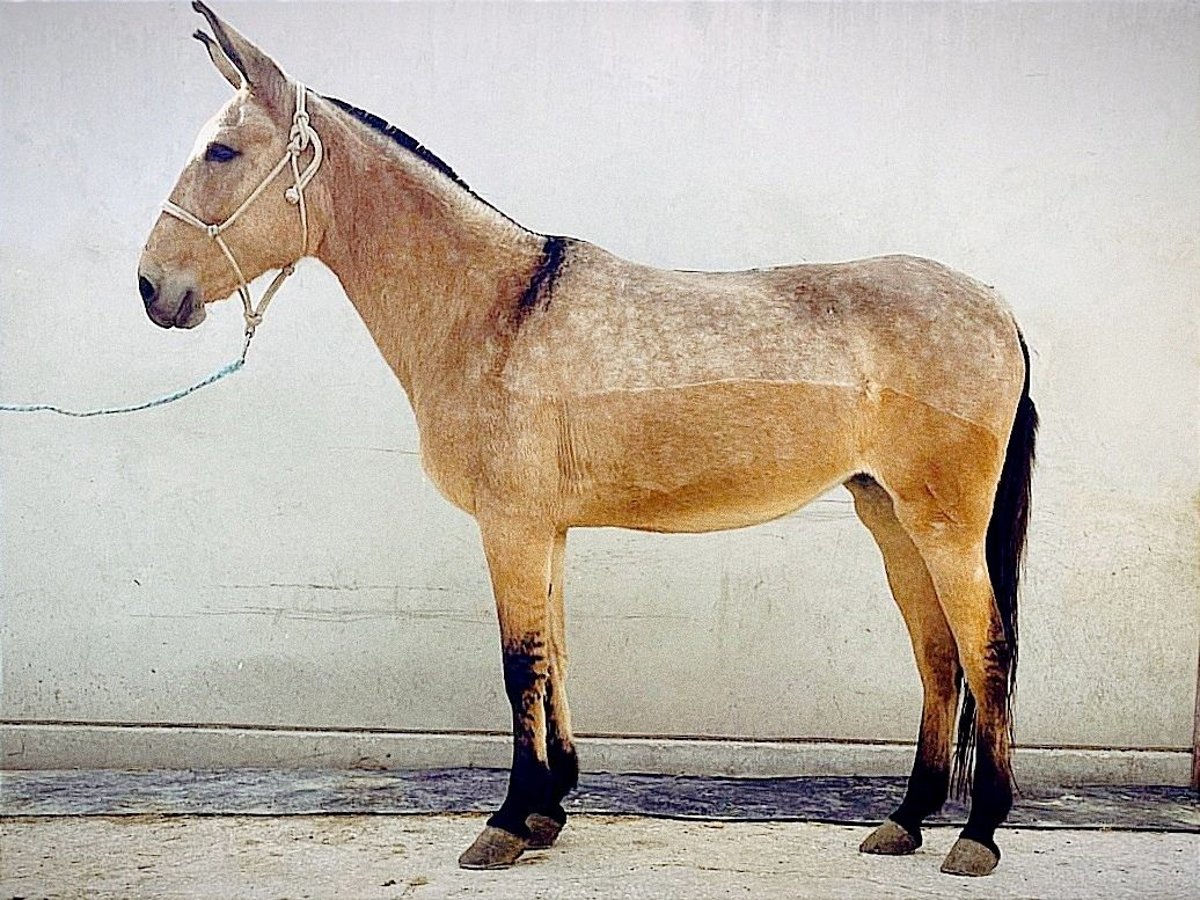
[{"left": 138, "top": 2, "right": 313, "bottom": 329}]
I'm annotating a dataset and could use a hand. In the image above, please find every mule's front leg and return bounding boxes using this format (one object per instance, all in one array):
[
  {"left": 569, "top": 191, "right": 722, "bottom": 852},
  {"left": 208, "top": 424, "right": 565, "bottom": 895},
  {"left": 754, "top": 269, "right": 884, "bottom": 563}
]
[
  {"left": 524, "top": 529, "right": 578, "bottom": 849},
  {"left": 458, "top": 517, "right": 556, "bottom": 870}
]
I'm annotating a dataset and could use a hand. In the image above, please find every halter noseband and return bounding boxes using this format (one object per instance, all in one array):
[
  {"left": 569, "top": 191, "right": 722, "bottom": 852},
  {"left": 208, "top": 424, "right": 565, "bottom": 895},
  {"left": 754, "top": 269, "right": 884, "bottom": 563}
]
[{"left": 162, "top": 81, "right": 323, "bottom": 353}]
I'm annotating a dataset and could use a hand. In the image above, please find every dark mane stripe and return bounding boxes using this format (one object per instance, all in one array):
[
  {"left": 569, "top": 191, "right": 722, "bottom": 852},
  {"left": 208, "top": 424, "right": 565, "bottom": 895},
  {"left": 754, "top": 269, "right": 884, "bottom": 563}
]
[
  {"left": 322, "top": 94, "right": 518, "bottom": 225},
  {"left": 323, "top": 95, "right": 469, "bottom": 188}
]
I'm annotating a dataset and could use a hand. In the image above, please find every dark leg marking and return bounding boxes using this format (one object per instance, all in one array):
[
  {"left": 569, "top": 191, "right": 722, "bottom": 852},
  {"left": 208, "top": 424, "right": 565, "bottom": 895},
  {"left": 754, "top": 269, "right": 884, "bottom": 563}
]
[
  {"left": 960, "top": 742, "right": 1012, "bottom": 857},
  {"left": 543, "top": 674, "right": 579, "bottom": 823},
  {"left": 940, "top": 725, "right": 1011, "bottom": 876},
  {"left": 487, "top": 637, "right": 551, "bottom": 837},
  {"left": 961, "top": 641, "right": 1015, "bottom": 855},
  {"left": 890, "top": 745, "right": 951, "bottom": 844},
  {"left": 522, "top": 673, "right": 577, "bottom": 850},
  {"left": 941, "top": 639, "right": 1014, "bottom": 876}
]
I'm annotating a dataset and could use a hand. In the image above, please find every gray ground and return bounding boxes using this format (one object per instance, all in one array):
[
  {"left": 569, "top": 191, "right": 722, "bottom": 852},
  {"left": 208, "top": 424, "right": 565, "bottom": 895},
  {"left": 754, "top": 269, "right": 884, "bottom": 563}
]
[
  {"left": 2, "top": 769, "right": 1197, "bottom": 899},
  {"left": 4, "top": 814, "right": 1198, "bottom": 899}
]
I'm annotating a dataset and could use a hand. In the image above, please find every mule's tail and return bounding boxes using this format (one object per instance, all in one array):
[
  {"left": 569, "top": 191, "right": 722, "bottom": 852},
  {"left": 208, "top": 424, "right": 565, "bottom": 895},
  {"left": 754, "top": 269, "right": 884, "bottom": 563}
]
[{"left": 952, "top": 330, "right": 1039, "bottom": 798}]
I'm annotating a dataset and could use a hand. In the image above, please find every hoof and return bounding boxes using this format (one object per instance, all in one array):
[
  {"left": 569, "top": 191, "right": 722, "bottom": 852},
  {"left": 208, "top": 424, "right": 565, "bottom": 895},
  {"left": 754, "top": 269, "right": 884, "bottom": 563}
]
[
  {"left": 457, "top": 825, "right": 527, "bottom": 870},
  {"left": 525, "top": 813, "right": 564, "bottom": 850},
  {"left": 940, "top": 837, "right": 1000, "bottom": 877},
  {"left": 859, "top": 819, "right": 921, "bottom": 855}
]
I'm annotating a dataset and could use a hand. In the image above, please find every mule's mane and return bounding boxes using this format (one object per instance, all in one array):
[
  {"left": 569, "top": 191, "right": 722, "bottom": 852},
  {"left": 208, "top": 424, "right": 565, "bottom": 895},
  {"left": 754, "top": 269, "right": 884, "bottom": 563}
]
[
  {"left": 322, "top": 94, "right": 517, "bottom": 225},
  {"left": 323, "top": 95, "right": 468, "bottom": 189}
]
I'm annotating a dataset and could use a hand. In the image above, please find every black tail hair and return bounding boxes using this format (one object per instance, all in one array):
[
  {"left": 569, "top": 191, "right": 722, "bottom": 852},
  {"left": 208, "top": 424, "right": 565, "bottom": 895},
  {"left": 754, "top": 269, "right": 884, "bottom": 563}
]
[{"left": 952, "top": 331, "right": 1039, "bottom": 798}]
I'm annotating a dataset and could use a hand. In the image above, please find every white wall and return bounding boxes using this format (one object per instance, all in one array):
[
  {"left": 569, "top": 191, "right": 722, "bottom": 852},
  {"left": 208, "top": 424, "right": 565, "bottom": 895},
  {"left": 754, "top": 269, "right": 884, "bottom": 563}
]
[{"left": 2, "top": 2, "right": 1197, "bottom": 773}]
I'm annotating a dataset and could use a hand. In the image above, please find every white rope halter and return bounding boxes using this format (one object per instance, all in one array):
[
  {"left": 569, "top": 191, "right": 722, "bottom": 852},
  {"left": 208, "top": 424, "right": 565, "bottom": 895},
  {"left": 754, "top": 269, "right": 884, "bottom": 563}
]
[{"left": 162, "top": 81, "right": 323, "bottom": 354}]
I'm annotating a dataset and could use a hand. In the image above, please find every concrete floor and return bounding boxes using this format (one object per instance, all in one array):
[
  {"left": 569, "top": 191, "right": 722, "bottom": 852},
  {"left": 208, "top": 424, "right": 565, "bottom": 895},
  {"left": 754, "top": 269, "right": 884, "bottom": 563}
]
[
  {"left": 3, "top": 813, "right": 1198, "bottom": 899},
  {"left": 2, "top": 770, "right": 1197, "bottom": 898}
]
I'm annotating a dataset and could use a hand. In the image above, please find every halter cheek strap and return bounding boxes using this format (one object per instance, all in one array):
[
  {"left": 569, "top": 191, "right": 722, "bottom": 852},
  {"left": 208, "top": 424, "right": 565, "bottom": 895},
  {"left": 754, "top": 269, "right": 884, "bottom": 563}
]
[{"left": 161, "top": 81, "right": 323, "bottom": 355}]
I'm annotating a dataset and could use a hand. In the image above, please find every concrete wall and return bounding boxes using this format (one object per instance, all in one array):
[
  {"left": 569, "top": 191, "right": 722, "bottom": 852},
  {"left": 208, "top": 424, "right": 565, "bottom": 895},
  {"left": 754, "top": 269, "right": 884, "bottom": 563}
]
[{"left": 2, "top": 2, "right": 1197, "bottom": 780}]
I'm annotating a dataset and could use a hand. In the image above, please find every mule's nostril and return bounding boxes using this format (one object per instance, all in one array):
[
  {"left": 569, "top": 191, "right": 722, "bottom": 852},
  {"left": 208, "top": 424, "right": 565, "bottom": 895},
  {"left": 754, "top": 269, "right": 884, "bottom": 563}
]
[{"left": 139, "top": 275, "right": 157, "bottom": 306}]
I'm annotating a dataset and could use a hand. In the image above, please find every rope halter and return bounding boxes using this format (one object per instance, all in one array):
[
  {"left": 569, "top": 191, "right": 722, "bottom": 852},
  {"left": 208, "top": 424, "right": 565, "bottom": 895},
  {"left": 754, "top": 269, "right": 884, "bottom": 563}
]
[{"left": 161, "top": 81, "right": 323, "bottom": 356}]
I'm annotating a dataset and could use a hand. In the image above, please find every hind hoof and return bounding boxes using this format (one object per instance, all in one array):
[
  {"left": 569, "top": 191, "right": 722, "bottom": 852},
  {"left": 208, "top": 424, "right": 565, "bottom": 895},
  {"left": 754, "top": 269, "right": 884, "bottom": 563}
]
[
  {"left": 457, "top": 825, "right": 527, "bottom": 870},
  {"left": 525, "top": 813, "right": 564, "bottom": 850},
  {"left": 859, "top": 819, "right": 921, "bottom": 855},
  {"left": 940, "top": 837, "right": 1000, "bottom": 877}
]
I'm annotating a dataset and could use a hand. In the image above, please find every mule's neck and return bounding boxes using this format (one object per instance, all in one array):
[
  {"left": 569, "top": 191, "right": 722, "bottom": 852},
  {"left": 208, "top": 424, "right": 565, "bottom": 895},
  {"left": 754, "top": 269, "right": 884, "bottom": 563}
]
[{"left": 308, "top": 97, "right": 544, "bottom": 401}]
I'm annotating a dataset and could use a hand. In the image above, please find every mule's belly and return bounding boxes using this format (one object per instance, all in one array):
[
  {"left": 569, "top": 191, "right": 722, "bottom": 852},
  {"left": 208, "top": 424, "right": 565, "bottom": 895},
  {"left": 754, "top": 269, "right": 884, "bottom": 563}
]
[
  {"left": 557, "top": 379, "right": 863, "bottom": 532},
  {"left": 579, "top": 467, "right": 847, "bottom": 533}
]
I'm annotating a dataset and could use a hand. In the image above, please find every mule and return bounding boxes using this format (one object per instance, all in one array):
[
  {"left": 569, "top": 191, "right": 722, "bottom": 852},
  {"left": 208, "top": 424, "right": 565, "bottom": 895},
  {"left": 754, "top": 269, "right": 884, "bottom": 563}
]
[{"left": 138, "top": 3, "right": 1038, "bottom": 877}]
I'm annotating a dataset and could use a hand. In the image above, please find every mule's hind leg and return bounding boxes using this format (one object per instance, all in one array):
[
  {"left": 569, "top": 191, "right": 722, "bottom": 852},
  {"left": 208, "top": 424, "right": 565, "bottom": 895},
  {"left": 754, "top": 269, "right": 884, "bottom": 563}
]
[
  {"left": 892, "top": 505, "right": 1014, "bottom": 877},
  {"left": 848, "top": 476, "right": 959, "bottom": 855},
  {"left": 525, "top": 529, "right": 578, "bottom": 849}
]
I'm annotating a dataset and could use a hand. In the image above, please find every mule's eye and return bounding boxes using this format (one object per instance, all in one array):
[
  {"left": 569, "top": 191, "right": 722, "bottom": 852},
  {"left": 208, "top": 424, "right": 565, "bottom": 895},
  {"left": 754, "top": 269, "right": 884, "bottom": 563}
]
[{"left": 204, "top": 142, "right": 240, "bottom": 163}]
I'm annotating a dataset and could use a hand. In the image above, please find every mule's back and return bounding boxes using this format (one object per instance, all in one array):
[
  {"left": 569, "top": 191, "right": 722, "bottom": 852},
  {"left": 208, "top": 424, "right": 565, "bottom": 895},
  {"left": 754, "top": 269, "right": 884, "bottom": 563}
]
[{"left": 503, "top": 248, "right": 1023, "bottom": 443}]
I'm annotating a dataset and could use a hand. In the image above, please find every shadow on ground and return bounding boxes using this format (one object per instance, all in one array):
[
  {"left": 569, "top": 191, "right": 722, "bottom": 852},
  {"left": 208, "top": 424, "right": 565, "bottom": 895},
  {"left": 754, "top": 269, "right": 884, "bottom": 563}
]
[{"left": 2, "top": 768, "right": 1196, "bottom": 831}]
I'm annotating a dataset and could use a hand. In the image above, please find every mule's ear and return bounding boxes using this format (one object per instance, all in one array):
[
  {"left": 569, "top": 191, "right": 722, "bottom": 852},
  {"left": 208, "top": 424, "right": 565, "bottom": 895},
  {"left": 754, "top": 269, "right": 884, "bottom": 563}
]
[
  {"left": 191, "top": 2, "right": 287, "bottom": 105},
  {"left": 193, "top": 29, "right": 242, "bottom": 90}
]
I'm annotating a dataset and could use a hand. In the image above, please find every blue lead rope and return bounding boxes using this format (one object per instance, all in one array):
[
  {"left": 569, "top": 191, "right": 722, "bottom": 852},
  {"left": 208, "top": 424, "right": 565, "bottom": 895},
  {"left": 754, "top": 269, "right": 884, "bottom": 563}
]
[
  {"left": 19, "top": 82, "right": 320, "bottom": 420},
  {"left": 0, "top": 349, "right": 246, "bottom": 418}
]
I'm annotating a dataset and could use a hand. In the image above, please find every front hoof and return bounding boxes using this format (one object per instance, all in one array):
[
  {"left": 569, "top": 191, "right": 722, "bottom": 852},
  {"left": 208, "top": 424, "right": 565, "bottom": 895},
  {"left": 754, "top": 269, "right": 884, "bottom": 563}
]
[
  {"left": 859, "top": 819, "right": 921, "bottom": 855},
  {"left": 940, "top": 837, "right": 1000, "bottom": 877},
  {"left": 525, "top": 813, "right": 564, "bottom": 850},
  {"left": 458, "top": 825, "right": 527, "bottom": 870}
]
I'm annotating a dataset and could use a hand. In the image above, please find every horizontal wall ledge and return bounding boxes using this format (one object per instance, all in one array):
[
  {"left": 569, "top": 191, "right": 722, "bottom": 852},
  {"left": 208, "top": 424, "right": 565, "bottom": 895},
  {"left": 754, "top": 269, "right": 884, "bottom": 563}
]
[{"left": 1, "top": 723, "right": 1190, "bottom": 786}]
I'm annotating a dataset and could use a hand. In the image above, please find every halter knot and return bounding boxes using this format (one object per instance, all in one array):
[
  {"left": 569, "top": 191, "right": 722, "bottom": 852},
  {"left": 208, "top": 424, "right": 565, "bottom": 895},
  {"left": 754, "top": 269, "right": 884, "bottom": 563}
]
[
  {"left": 288, "top": 129, "right": 308, "bottom": 154},
  {"left": 288, "top": 107, "right": 313, "bottom": 153}
]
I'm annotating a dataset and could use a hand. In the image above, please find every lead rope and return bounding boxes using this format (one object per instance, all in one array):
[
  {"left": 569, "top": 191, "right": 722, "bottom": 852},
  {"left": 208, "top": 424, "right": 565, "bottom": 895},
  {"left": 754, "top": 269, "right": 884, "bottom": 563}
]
[
  {"left": 0, "top": 359, "right": 248, "bottom": 418},
  {"left": 1, "top": 82, "right": 322, "bottom": 419}
]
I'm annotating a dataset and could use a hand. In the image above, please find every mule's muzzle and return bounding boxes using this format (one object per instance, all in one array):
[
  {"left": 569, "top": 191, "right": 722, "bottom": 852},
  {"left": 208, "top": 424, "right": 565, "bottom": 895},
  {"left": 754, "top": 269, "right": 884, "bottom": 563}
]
[{"left": 138, "top": 264, "right": 207, "bottom": 330}]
